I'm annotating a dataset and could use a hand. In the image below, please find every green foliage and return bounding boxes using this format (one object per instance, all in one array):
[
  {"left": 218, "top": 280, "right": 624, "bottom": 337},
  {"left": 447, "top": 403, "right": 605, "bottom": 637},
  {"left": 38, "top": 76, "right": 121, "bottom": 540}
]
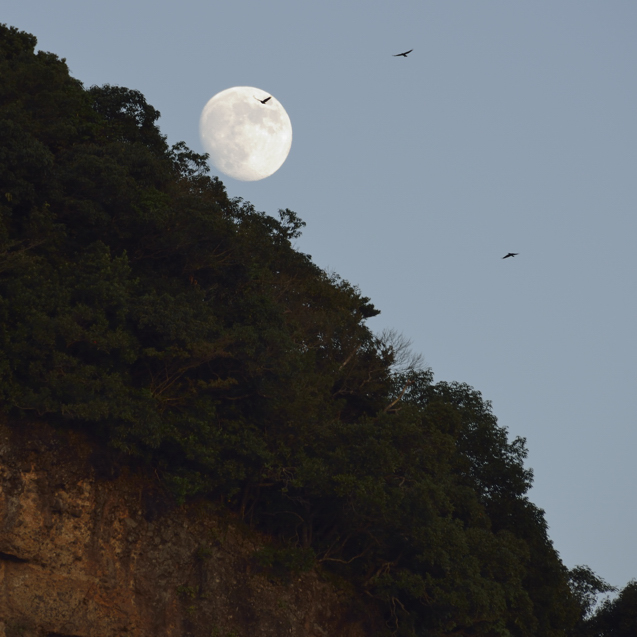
[
  {"left": 0, "top": 23, "right": 593, "bottom": 636},
  {"left": 176, "top": 584, "right": 199, "bottom": 599},
  {"left": 582, "top": 581, "right": 637, "bottom": 637},
  {"left": 569, "top": 565, "right": 616, "bottom": 622},
  {"left": 253, "top": 545, "right": 316, "bottom": 582}
]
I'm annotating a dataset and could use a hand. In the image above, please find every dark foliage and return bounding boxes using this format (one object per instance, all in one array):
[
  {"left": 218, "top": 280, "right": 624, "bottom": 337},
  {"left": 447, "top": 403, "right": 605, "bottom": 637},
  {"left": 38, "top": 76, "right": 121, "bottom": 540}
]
[
  {"left": 568, "top": 565, "right": 616, "bottom": 629},
  {"left": 0, "top": 23, "right": 593, "bottom": 636},
  {"left": 579, "top": 581, "right": 637, "bottom": 637}
]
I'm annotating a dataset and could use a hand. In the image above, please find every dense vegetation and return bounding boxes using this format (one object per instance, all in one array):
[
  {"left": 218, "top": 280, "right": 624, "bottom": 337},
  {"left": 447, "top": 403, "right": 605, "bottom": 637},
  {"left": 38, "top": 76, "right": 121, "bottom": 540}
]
[{"left": 0, "top": 24, "right": 633, "bottom": 637}]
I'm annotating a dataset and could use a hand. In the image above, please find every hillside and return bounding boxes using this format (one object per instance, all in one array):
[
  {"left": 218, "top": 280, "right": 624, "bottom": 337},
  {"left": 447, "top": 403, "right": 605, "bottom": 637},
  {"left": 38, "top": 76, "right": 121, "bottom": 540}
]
[{"left": 0, "top": 23, "right": 590, "bottom": 636}]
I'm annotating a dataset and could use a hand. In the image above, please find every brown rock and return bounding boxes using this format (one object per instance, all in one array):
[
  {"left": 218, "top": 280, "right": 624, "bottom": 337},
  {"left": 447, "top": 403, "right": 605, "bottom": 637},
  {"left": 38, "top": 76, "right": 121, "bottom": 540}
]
[{"left": 0, "top": 421, "right": 378, "bottom": 636}]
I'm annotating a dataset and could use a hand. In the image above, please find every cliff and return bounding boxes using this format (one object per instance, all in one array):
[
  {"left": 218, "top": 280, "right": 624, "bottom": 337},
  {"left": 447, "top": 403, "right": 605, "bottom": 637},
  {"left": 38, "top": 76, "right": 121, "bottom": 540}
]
[{"left": 0, "top": 421, "right": 376, "bottom": 637}]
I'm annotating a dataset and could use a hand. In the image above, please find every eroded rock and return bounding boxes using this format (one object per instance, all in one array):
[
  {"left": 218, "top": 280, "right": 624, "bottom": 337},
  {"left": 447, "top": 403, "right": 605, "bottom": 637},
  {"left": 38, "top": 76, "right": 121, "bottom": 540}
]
[{"left": 0, "top": 422, "right": 376, "bottom": 637}]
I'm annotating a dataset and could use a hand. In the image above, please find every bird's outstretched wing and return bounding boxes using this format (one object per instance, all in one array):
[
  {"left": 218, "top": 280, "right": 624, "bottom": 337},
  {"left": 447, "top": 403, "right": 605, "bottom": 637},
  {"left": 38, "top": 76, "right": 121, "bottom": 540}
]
[
  {"left": 393, "top": 49, "right": 413, "bottom": 57},
  {"left": 502, "top": 253, "right": 519, "bottom": 259},
  {"left": 254, "top": 96, "right": 272, "bottom": 104}
]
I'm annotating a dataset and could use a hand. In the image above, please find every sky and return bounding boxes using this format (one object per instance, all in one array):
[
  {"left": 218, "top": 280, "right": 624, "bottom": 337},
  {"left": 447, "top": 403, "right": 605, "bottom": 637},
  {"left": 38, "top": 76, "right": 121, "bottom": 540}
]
[{"left": 4, "top": 0, "right": 636, "bottom": 591}]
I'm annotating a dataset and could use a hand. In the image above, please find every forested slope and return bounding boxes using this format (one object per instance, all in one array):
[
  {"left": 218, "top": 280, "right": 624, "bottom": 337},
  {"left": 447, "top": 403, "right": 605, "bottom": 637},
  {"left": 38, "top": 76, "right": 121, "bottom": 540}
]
[{"left": 0, "top": 23, "right": 592, "bottom": 636}]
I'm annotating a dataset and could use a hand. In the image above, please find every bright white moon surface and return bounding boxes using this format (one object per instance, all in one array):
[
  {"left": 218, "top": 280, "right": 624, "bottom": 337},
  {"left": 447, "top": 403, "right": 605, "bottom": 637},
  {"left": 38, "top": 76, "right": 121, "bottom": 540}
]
[{"left": 199, "top": 87, "right": 292, "bottom": 181}]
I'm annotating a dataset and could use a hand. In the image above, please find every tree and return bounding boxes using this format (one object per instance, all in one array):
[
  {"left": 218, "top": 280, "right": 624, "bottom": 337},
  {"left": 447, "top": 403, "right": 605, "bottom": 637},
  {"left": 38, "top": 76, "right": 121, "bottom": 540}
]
[
  {"left": 583, "top": 581, "right": 637, "bottom": 637},
  {"left": 568, "top": 565, "right": 616, "bottom": 623}
]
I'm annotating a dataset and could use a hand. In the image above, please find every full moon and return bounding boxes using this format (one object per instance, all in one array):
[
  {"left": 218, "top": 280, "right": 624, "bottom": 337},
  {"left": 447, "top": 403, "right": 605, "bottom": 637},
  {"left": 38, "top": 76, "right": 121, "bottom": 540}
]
[{"left": 199, "top": 87, "right": 292, "bottom": 181}]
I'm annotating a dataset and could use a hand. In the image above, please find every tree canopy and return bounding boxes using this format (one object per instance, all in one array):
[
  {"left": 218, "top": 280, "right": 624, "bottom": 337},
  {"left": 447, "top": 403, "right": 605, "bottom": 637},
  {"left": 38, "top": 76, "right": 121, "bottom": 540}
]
[
  {"left": 584, "top": 581, "right": 637, "bottom": 637},
  {"left": 0, "top": 23, "right": 604, "bottom": 636}
]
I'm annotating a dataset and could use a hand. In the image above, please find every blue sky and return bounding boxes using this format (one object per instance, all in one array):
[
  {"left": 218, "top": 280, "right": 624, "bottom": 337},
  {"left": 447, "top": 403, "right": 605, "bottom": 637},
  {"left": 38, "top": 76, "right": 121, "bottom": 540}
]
[{"left": 4, "top": 0, "right": 636, "bottom": 590}]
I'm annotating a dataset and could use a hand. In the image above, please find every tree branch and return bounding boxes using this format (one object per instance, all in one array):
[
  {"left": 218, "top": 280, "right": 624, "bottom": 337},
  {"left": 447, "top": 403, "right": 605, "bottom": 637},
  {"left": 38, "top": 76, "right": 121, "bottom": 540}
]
[{"left": 383, "top": 380, "right": 412, "bottom": 413}]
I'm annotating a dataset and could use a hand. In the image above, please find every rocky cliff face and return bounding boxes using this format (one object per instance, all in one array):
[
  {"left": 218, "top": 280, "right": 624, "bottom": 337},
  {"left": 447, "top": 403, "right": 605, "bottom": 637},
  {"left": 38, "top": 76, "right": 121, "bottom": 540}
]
[{"left": 0, "top": 421, "right": 376, "bottom": 637}]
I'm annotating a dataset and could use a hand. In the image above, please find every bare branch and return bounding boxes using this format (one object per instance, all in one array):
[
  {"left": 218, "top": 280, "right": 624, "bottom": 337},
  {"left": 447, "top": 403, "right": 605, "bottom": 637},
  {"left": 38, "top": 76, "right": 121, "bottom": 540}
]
[
  {"left": 376, "top": 328, "right": 424, "bottom": 374},
  {"left": 339, "top": 346, "right": 360, "bottom": 371},
  {"left": 319, "top": 550, "right": 368, "bottom": 565},
  {"left": 383, "top": 380, "right": 413, "bottom": 413}
]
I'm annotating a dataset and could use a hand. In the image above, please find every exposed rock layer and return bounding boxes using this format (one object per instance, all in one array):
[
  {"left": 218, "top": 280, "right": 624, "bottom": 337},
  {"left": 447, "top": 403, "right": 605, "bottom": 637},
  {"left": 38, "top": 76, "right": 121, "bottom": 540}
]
[{"left": 0, "top": 421, "right": 375, "bottom": 637}]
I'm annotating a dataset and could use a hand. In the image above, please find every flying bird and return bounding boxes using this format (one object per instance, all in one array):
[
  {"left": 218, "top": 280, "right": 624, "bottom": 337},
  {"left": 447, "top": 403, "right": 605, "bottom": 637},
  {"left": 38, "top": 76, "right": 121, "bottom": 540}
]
[
  {"left": 502, "top": 253, "right": 519, "bottom": 259},
  {"left": 393, "top": 49, "right": 413, "bottom": 57},
  {"left": 254, "top": 96, "right": 272, "bottom": 104}
]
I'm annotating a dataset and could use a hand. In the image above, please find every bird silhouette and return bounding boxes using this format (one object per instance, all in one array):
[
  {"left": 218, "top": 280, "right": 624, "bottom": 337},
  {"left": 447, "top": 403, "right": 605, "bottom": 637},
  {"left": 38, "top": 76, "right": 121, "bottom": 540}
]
[
  {"left": 254, "top": 96, "right": 272, "bottom": 104},
  {"left": 393, "top": 49, "right": 413, "bottom": 57},
  {"left": 502, "top": 253, "right": 519, "bottom": 259}
]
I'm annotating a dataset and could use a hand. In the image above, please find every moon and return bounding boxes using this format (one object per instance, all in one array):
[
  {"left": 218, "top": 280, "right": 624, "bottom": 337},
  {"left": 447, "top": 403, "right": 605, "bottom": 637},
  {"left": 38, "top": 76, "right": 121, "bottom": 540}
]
[{"left": 199, "top": 87, "right": 292, "bottom": 181}]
